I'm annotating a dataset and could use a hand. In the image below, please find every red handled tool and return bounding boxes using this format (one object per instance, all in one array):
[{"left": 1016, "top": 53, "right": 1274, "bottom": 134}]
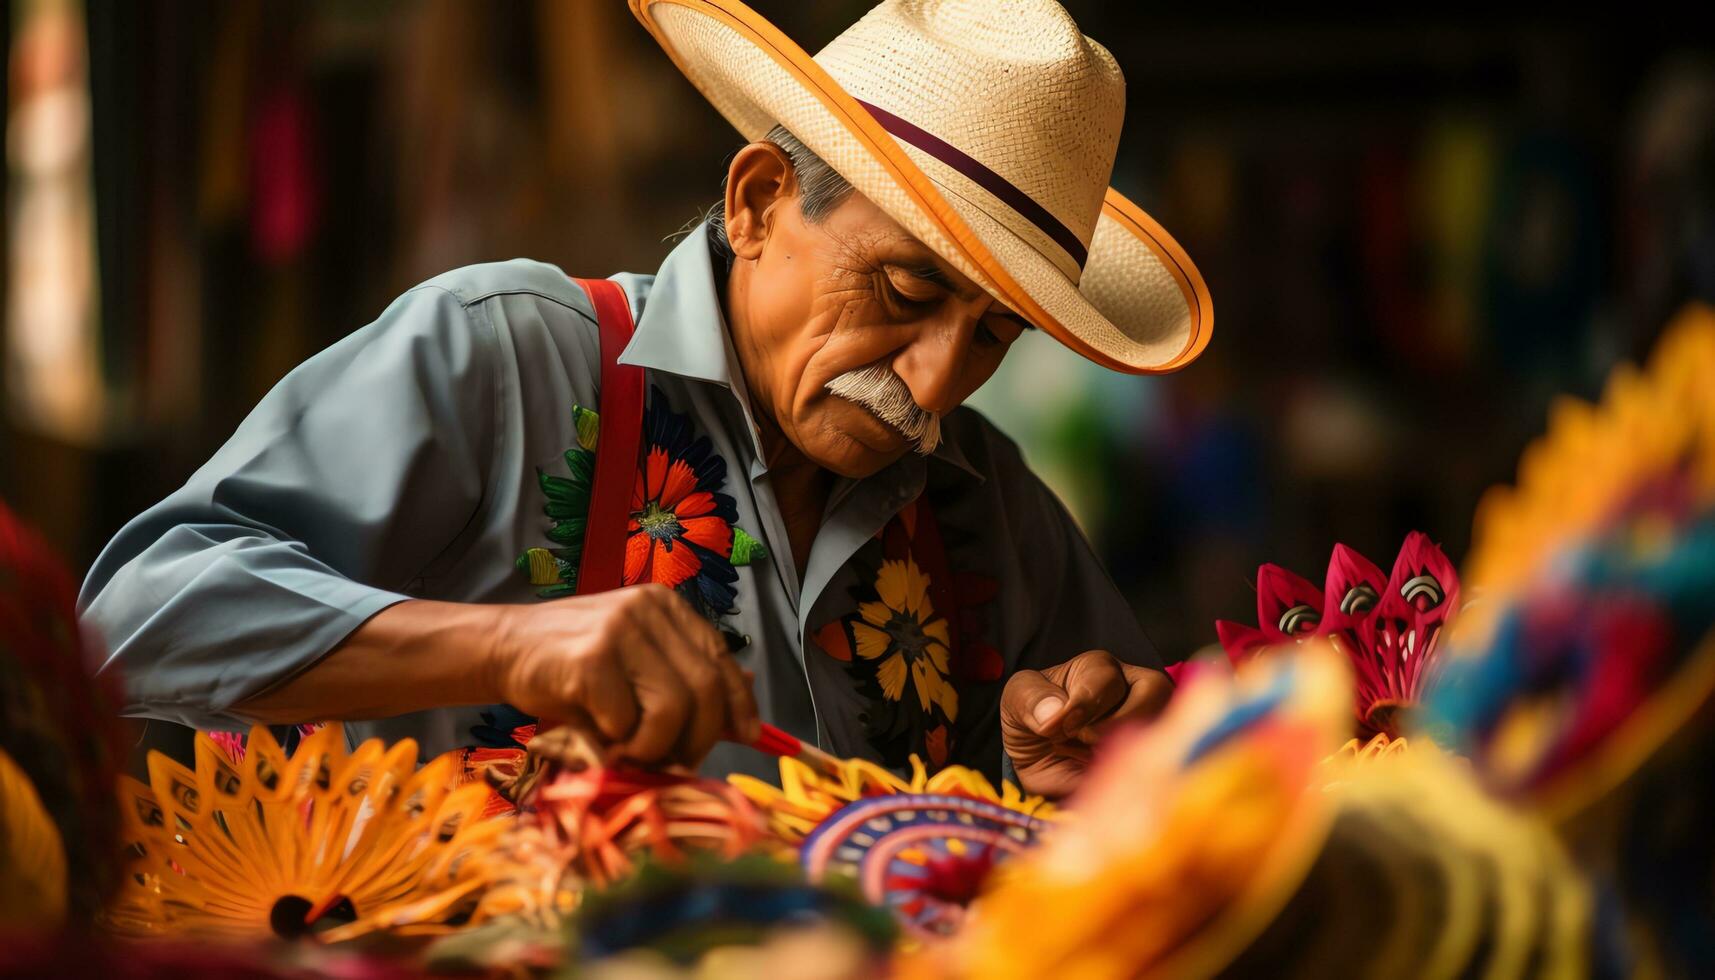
[{"left": 746, "top": 722, "right": 844, "bottom": 778}]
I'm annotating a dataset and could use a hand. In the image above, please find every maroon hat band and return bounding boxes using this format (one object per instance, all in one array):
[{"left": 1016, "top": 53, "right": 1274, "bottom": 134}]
[{"left": 856, "top": 99, "right": 1089, "bottom": 270}]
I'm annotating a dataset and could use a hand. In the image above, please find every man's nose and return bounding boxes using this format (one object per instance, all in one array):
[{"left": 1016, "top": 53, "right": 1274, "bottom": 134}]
[{"left": 891, "top": 315, "right": 974, "bottom": 416}]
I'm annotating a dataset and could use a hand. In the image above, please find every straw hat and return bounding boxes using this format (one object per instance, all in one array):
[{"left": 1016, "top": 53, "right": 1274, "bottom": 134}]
[{"left": 630, "top": 0, "right": 1212, "bottom": 374}]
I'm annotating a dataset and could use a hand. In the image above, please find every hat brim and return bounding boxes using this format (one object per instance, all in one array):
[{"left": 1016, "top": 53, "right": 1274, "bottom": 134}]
[{"left": 630, "top": 0, "right": 1212, "bottom": 374}]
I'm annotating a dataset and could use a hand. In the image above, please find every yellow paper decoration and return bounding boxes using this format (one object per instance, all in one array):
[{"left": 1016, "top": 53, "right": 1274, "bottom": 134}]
[
  {"left": 728, "top": 753, "right": 1053, "bottom": 844},
  {"left": 108, "top": 723, "right": 501, "bottom": 939}
]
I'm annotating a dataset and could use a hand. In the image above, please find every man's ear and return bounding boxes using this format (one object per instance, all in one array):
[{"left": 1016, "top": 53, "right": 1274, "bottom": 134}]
[{"left": 724, "top": 141, "right": 797, "bottom": 261}]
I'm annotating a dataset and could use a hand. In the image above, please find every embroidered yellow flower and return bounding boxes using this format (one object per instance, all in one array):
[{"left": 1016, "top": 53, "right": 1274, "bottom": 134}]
[{"left": 850, "top": 558, "right": 959, "bottom": 719}]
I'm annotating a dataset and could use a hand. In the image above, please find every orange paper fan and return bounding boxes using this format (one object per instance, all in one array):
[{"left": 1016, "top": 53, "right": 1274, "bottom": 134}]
[{"left": 108, "top": 723, "right": 501, "bottom": 939}]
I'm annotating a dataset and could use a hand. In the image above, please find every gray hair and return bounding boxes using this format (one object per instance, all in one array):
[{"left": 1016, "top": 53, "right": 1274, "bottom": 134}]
[{"left": 706, "top": 125, "right": 855, "bottom": 273}]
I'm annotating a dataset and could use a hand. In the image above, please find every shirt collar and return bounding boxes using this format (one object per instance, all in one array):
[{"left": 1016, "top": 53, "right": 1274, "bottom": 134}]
[
  {"left": 618, "top": 223, "right": 741, "bottom": 389},
  {"left": 619, "top": 222, "right": 981, "bottom": 481}
]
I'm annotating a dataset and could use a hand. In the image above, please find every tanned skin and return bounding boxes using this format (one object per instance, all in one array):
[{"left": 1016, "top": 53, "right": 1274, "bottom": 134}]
[{"left": 239, "top": 141, "right": 1170, "bottom": 796}]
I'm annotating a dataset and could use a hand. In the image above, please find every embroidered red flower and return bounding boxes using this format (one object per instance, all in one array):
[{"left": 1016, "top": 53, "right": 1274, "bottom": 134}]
[
  {"left": 501, "top": 389, "right": 771, "bottom": 805},
  {"left": 520, "top": 387, "right": 766, "bottom": 619},
  {"left": 625, "top": 444, "right": 736, "bottom": 593}
]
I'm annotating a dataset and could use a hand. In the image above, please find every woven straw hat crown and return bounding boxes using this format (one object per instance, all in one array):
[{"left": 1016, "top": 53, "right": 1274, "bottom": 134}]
[
  {"left": 816, "top": 0, "right": 1124, "bottom": 281},
  {"left": 631, "top": 0, "right": 1212, "bottom": 374}
]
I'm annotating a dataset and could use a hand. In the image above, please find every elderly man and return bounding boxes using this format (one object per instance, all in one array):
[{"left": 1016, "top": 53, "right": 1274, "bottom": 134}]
[{"left": 80, "top": 0, "right": 1210, "bottom": 796}]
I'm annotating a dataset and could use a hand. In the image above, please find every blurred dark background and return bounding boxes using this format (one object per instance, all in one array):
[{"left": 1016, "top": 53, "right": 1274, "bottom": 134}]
[{"left": 4, "top": 1, "right": 1714, "bottom": 661}]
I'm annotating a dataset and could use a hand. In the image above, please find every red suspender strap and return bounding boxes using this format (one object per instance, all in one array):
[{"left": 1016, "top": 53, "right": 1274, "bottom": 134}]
[{"left": 568, "top": 277, "right": 646, "bottom": 596}]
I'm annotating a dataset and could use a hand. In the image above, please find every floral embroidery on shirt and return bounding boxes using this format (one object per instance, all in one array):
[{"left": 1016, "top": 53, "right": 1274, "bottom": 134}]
[
  {"left": 489, "top": 388, "right": 769, "bottom": 803},
  {"left": 517, "top": 385, "right": 767, "bottom": 620},
  {"left": 625, "top": 395, "right": 757, "bottom": 619},
  {"left": 812, "top": 496, "right": 1001, "bottom": 770}
]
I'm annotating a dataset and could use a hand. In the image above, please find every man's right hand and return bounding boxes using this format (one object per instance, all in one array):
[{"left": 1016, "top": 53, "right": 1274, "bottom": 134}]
[
  {"left": 237, "top": 587, "right": 758, "bottom": 773},
  {"left": 485, "top": 583, "right": 760, "bottom": 769}
]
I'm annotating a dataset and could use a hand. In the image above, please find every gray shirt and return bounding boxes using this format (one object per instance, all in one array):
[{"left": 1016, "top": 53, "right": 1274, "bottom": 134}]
[{"left": 79, "top": 224, "right": 1159, "bottom": 784}]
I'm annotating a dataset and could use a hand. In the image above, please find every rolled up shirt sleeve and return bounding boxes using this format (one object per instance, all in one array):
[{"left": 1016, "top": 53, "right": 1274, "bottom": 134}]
[{"left": 79, "top": 284, "right": 498, "bottom": 729}]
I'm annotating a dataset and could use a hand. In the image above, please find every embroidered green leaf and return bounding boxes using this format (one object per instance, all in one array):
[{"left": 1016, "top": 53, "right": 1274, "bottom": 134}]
[
  {"left": 546, "top": 517, "right": 586, "bottom": 546},
  {"left": 730, "top": 527, "right": 769, "bottom": 567},
  {"left": 564, "top": 446, "right": 596, "bottom": 486},
  {"left": 538, "top": 471, "right": 586, "bottom": 505},
  {"left": 523, "top": 434, "right": 598, "bottom": 593},
  {"left": 520, "top": 397, "right": 754, "bottom": 616},
  {"left": 572, "top": 405, "right": 600, "bottom": 451},
  {"left": 543, "top": 500, "right": 586, "bottom": 522}
]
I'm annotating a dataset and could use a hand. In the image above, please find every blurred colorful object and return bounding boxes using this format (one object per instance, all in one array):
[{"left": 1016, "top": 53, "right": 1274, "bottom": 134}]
[
  {"left": 0, "top": 498, "right": 124, "bottom": 923},
  {"left": 1428, "top": 305, "right": 1715, "bottom": 974},
  {"left": 5, "top": 0, "right": 105, "bottom": 442},
  {"left": 1432, "top": 304, "right": 1715, "bottom": 806},
  {"left": 913, "top": 647, "right": 1596, "bottom": 979},
  {"left": 562, "top": 857, "right": 895, "bottom": 978},
  {"left": 731, "top": 754, "right": 1051, "bottom": 942},
  {"left": 0, "top": 931, "right": 413, "bottom": 980},
  {"left": 1223, "top": 743, "right": 1595, "bottom": 978},
  {"left": 247, "top": 83, "right": 322, "bottom": 265},
  {"left": 108, "top": 723, "right": 498, "bottom": 939},
  {"left": 1328, "top": 732, "right": 1411, "bottom": 764},
  {"left": 915, "top": 645, "right": 1351, "bottom": 978},
  {"left": 0, "top": 744, "right": 67, "bottom": 928},
  {"left": 1214, "top": 532, "right": 1460, "bottom": 737}
]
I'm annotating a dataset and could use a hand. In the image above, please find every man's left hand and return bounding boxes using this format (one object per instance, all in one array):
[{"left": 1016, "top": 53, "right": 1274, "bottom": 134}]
[{"left": 1001, "top": 650, "right": 1173, "bottom": 798}]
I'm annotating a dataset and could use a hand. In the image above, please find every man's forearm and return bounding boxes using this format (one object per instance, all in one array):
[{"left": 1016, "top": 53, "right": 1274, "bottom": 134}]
[{"left": 237, "top": 599, "right": 506, "bottom": 724}]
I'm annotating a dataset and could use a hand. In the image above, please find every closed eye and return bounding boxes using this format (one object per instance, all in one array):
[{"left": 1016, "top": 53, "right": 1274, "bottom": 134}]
[{"left": 884, "top": 264, "right": 950, "bottom": 304}]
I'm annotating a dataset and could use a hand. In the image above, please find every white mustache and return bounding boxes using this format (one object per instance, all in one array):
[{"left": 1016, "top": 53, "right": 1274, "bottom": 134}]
[{"left": 825, "top": 364, "right": 942, "bottom": 454}]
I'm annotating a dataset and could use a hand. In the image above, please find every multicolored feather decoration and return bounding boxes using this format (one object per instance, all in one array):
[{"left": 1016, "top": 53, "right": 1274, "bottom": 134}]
[{"left": 1213, "top": 532, "right": 1460, "bottom": 737}]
